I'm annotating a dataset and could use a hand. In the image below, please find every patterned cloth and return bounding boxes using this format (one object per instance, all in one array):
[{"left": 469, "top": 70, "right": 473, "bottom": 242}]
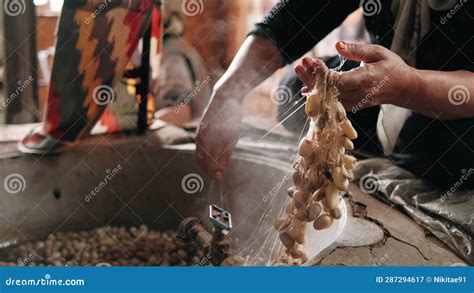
[{"left": 44, "top": 0, "right": 156, "bottom": 142}]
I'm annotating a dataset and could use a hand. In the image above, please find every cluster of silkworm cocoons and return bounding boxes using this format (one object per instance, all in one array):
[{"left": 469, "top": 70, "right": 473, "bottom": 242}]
[
  {"left": 274, "top": 68, "right": 358, "bottom": 265},
  {"left": 0, "top": 226, "right": 207, "bottom": 267}
]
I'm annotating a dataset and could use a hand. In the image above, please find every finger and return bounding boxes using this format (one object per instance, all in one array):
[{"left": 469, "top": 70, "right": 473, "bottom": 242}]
[
  {"left": 336, "top": 41, "right": 387, "bottom": 63},
  {"left": 305, "top": 59, "right": 326, "bottom": 89},
  {"left": 295, "top": 59, "right": 313, "bottom": 86},
  {"left": 301, "top": 86, "right": 310, "bottom": 94},
  {"left": 298, "top": 58, "right": 324, "bottom": 88}
]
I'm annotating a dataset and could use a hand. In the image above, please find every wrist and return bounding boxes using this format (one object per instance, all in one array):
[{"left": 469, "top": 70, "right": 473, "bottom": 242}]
[{"left": 410, "top": 68, "right": 427, "bottom": 101}]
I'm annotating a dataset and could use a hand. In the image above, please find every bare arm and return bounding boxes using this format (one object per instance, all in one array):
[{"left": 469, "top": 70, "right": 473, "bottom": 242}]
[
  {"left": 414, "top": 70, "right": 474, "bottom": 119},
  {"left": 212, "top": 35, "right": 285, "bottom": 101},
  {"left": 296, "top": 41, "right": 474, "bottom": 120},
  {"left": 195, "top": 36, "right": 285, "bottom": 181}
]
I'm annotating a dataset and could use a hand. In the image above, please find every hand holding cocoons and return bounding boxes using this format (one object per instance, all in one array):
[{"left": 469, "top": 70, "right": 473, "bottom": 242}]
[{"left": 275, "top": 67, "right": 358, "bottom": 265}]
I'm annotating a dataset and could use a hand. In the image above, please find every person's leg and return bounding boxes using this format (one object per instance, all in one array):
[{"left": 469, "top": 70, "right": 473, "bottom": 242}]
[{"left": 20, "top": 0, "right": 154, "bottom": 154}]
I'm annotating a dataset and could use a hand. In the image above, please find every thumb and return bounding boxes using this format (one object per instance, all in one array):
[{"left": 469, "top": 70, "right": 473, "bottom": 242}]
[{"left": 336, "top": 41, "right": 387, "bottom": 63}]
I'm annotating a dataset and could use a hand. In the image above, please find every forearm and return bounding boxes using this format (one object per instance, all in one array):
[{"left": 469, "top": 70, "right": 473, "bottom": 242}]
[
  {"left": 213, "top": 35, "right": 285, "bottom": 102},
  {"left": 409, "top": 69, "right": 474, "bottom": 119}
]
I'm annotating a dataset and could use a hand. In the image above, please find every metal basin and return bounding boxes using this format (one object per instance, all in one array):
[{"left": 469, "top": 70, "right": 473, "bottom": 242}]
[{"left": 0, "top": 136, "right": 353, "bottom": 265}]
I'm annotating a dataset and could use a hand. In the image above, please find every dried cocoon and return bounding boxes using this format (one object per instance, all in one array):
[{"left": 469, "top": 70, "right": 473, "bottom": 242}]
[{"left": 313, "top": 215, "right": 333, "bottom": 230}]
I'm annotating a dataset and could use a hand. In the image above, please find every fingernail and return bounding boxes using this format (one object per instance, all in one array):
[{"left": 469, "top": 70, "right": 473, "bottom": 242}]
[{"left": 338, "top": 41, "right": 347, "bottom": 50}]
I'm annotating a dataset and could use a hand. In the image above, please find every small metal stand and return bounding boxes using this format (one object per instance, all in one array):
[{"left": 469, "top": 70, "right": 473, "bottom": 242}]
[{"left": 177, "top": 205, "right": 245, "bottom": 266}]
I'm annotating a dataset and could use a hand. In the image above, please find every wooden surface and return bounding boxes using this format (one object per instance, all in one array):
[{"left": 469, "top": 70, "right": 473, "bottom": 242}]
[{"left": 317, "top": 185, "right": 467, "bottom": 266}]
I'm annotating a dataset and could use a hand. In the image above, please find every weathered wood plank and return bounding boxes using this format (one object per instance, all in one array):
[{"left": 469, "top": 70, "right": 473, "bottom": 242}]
[{"left": 1, "top": 0, "right": 38, "bottom": 124}]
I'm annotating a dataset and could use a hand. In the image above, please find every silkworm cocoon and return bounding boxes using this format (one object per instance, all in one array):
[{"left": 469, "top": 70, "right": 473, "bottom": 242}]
[
  {"left": 342, "top": 154, "right": 357, "bottom": 170},
  {"left": 273, "top": 218, "right": 288, "bottom": 231},
  {"left": 325, "top": 183, "right": 340, "bottom": 210},
  {"left": 279, "top": 232, "right": 295, "bottom": 248},
  {"left": 286, "top": 201, "right": 295, "bottom": 215},
  {"left": 313, "top": 214, "right": 333, "bottom": 230},
  {"left": 312, "top": 186, "right": 326, "bottom": 202},
  {"left": 307, "top": 203, "right": 322, "bottom": 222},
  {"left": 340, "top": 120, "right": 358, "bottom": 140},
  {"left": 329, "top": 208, "right": 342, "bottom": 220},
  {"left": 295, "top": 208, "right": 309, "bottom": 221},
  {"left": 305, "top": 93, "right": 319, "bottom": 117},
  {"left": 287, "top": 186, "right": 295, "bottom": 198},
  {"left": 293, "top": 170, "right": 304, "bottom": 189},
  {"left": 291, "top": 250, "right": 307, "bottom": 261},
  {"left": 293, "top": 190, "right": 306, "bottom": 209},
  {"left": 341, "top": 164, "right": 353, "bottom": 180},
  {"left": 341, "top": 137, "right": 354, "bottom": 150},
  {"left": 298, "top": 138, "right": 313, "bottom": 157},
  {"left": 288, "top": 226, "right": 305, "bottom": 244},
  {"left": 333, "top": 167, "right": 349, "bottom": 191}
]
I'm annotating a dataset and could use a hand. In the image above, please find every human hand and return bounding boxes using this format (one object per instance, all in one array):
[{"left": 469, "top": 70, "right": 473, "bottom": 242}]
[
  {"left": 195, "top": 92, "right": 242, "bottom": 182},
  {"left": 295, "top": 41, "right": 421, "bottom": 112}
]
